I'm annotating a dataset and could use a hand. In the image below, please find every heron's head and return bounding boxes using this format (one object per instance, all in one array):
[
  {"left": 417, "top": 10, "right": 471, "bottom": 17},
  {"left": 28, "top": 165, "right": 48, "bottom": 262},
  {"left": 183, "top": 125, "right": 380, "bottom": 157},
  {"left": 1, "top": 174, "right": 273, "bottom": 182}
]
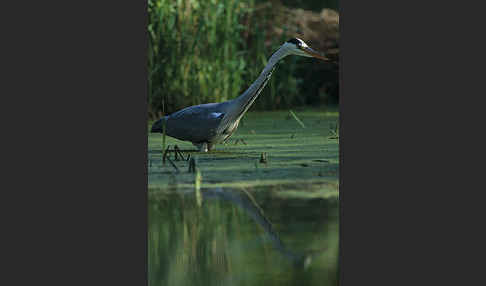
[{"left": 282, "top": 38, "right": 329, "bottom": 61}]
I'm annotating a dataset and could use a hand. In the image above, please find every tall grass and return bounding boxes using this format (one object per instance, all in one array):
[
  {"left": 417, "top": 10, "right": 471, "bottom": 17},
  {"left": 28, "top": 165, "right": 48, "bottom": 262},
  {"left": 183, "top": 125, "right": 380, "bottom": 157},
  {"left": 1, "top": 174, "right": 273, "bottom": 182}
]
[
  {"left": 148, "top": 0, "right": 336, "bottom": 118},
  {"left": 148, "top": 0, "right": 248, "bottom": 117}
]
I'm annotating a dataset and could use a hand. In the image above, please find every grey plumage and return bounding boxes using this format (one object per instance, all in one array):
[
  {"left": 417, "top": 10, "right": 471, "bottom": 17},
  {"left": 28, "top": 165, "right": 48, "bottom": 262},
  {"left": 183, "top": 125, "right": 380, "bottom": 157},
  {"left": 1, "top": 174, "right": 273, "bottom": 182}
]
[
  {"left": 159, "top": 102, "right": 233, "bottom": 145},
  {"left": 151, "top": 38, "right": 328, "bottom": 152}
]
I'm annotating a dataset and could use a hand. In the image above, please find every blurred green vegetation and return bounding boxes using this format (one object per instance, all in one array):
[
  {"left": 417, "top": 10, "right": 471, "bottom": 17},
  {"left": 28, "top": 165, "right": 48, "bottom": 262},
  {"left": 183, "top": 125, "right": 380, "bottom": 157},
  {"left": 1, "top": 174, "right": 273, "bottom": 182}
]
[
  {"left": 148, "top": 0, "right": 338, "bottom": 119},
  {"left": 281, "top": 0, "right": 338, "bottom": 11}
]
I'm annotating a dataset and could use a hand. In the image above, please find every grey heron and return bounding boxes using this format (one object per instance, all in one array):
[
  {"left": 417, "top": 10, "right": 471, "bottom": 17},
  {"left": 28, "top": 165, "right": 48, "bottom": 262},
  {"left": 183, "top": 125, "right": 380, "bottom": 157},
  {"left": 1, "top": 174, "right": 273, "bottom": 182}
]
[{"left": 151, "top": 38, "right": 329, "bottom": 152}]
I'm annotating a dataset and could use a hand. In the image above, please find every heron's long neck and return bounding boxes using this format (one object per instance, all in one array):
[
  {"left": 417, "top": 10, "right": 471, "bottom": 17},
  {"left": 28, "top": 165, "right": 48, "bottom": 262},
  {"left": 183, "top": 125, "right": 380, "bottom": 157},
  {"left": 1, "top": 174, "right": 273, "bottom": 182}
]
[{"left": 231, "top": 48, "right": 288, "bottom": 119}]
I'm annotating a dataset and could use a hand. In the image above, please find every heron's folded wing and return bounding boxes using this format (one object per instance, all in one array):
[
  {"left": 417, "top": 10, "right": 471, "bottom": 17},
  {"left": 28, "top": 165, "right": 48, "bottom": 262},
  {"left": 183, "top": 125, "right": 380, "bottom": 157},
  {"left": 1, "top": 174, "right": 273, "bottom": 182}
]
[{"left": 166, "top": 106, "right": 225, "bottom": 142}]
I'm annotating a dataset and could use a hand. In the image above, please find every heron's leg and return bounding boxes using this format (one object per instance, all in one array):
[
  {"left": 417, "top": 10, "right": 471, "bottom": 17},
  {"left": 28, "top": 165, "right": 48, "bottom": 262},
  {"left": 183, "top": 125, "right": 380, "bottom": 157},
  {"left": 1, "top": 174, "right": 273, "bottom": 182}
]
[
  {"left": 193, "top": 142, "right": 208, "bottom": 152},
  {"left": 200, "top": 143, "right": 208, "bottom": 152}
]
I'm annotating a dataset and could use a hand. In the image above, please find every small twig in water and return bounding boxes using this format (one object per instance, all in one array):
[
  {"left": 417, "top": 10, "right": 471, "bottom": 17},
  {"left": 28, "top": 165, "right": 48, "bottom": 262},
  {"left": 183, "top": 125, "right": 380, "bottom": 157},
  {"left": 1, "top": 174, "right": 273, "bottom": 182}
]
[
  {"left": 329, "top": 122, "right": 339, "bottom": 138},
  {"left": 289, "top": 110, "right": 306, "bottom": 129},
  {"left": 194, "top": 169, "right": 202, "bottom": 207},
  {"left": 173, "top": 145, "right": 180, "bottom": 161},
  {"left": 161, "top": 114, "right": 166, "bottom": 158},
  {"left": 162, "top": 145, "right": 170, "bottom": 165},
  {"left": 178, "top": 150, "right": 187, "bottom": 161},
  {"left": 188, "top": 157, "right": 197, "bottom": 173},
  {"left": 166, "top": 157, "right": 180, "bottom": 173},
  {"left": 259, "top": 152, "right": 267, "bottom": 164},
  {"left": 174, "top": 145, "right": 187, "bottom": 161}
]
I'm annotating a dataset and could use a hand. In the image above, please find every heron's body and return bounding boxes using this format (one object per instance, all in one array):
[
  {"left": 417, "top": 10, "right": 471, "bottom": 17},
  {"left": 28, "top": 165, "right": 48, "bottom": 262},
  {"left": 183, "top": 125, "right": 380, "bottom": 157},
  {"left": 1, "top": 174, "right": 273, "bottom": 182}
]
[
  {"left": 151, "top": 38, "right": 328, "bottom": 152},
  {"left": 158, "top": 101, "right": 238, "bottom": 151}
]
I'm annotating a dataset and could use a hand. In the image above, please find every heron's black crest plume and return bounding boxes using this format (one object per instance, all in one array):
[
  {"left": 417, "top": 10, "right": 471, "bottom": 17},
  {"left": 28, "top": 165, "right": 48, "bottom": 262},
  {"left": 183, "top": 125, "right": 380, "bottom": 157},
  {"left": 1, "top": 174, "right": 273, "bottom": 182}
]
[{"left": 286, "top": 38, "right": 302, "bottom": 46}]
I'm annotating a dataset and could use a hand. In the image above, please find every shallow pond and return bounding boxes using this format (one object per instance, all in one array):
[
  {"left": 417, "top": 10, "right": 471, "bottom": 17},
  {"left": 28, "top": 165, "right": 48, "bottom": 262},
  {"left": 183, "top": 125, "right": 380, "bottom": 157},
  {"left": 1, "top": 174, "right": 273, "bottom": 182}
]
[
  {"left": 149, "top": 185, "right": 339, "bottom": 286},
  {"left": 148, "top": 110, "right": 339, "bottom": 285},
  {"left": 148, "top": 110, "right": 339, "bottom": 193}
]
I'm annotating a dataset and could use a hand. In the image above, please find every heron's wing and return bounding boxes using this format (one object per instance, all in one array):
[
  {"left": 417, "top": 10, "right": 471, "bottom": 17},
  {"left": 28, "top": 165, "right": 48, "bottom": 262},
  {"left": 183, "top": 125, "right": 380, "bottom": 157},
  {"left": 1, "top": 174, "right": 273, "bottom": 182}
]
[{"left": 166, "top": 104, "right": 225, "bottom": 143}]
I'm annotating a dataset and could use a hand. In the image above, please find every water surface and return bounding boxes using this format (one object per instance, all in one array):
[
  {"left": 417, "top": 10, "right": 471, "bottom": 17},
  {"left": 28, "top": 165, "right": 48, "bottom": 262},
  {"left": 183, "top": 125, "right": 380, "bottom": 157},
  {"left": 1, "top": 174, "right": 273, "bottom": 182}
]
[
  {"left": 148, "top": 185, "right": 339, "bottom": 286},
  {"left": 148, "top": 110, "right": 339, "bottom": 285}
]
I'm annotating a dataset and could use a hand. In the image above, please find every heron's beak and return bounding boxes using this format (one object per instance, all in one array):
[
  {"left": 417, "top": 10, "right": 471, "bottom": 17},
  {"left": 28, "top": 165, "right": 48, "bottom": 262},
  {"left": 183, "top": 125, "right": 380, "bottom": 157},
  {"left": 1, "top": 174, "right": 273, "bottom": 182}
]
[{"left": 302, "top": 46, "right": 330, "bottom": 61}]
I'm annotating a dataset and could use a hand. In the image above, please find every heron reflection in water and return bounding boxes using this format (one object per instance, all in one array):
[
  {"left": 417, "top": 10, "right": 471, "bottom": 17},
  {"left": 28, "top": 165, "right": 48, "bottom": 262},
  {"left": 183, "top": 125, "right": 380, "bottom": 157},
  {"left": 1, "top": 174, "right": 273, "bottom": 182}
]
[{"left": 199, "top": 187, "right": 328, "bottom": 269}]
